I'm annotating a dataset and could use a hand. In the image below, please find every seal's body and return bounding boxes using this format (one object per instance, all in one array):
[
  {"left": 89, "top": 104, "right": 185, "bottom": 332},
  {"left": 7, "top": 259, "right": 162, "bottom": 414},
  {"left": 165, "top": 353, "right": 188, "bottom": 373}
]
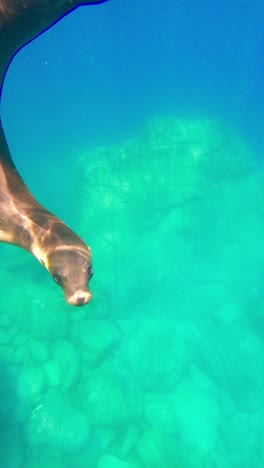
[{"left": 0, "top": 0, "right": 107, "bottom": 305}]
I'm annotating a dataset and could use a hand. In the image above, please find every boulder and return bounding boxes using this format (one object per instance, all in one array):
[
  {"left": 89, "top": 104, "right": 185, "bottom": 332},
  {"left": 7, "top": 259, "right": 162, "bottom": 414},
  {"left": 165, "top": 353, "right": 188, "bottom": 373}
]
[{"left": 24, "top": 392, "right": 90, "bottom": 453}]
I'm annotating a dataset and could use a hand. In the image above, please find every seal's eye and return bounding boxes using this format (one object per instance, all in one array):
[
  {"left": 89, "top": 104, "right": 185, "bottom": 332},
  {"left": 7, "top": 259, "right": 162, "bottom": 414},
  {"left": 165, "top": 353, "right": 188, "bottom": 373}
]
[
  {"left": 88, "top": 266, "right": 94, "bottom": 279},
  {"left": 53, "top": 273, "right": 62, "bottom": 285}
]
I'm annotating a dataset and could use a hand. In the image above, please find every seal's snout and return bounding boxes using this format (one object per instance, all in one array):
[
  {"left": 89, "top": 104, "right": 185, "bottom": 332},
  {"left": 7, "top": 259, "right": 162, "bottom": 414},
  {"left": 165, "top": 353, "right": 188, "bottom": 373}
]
[
  {"left": 67, "top": 290, "right": 92, "bottom": 307},
  {"left": 47, "top": 247, "right": 93, "bottom": 307}
]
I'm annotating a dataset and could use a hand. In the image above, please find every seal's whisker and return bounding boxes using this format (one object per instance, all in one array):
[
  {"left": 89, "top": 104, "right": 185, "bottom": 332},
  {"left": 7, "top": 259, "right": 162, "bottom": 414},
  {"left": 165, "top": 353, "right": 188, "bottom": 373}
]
[
  {"left": 92, "top": 289, "right": 127, "bottom": 297},
  {"left": 44, "top": 295, "right": 64, "bottom": 302},
  {"left": 90, "top": 293, "right": 119, "bottom": 313},
  {"left": 92, "top": 292, "right": 115, "bottom": 304},
  {"left": 92, "top": 287, "right": 128, "bottom": 304},
  {"left": 52, "top": 300, "right": 68, "bottom": 314}
]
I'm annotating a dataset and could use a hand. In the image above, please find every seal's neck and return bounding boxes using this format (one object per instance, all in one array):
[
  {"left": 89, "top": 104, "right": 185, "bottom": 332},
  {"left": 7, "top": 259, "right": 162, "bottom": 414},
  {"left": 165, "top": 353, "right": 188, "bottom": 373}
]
[{"left": 0, "top": 122, "right": 87, "bottom": 267}]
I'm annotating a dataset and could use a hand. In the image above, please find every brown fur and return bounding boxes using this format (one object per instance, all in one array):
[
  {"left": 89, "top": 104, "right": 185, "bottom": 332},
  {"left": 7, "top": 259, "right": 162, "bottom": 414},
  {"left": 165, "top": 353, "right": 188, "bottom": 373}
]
[{"left": 0, "top": 0, "right": 107, "bottom": 305}]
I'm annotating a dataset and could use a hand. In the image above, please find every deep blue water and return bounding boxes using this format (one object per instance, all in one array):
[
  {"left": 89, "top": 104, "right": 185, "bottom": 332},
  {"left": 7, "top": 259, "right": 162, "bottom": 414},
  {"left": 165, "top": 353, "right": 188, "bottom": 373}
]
[{"left": 2, "top": 0, "right": 264, "bottom": 172}]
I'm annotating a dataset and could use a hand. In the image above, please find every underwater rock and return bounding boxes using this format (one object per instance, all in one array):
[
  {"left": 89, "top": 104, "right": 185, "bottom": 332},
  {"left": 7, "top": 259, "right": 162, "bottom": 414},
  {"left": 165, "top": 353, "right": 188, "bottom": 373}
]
[
  {"left": 213, "top": 301, "right": 242, "bottom": 325},
  {"left": 224, "top": 329, "right": 264, "bottom": 413},
  {"left": 0, "top": 344, "right": 14, "bottom": 363},
  {"left": 23, "top": 459, "right": 67, "bottom": 468},
  {"left": 44, "top": 360, "right": 62, "bottom": 388},
  {"left": 98, "top": 454, "right": 140, "bottom": 468},
  {"left": 81, "top": 369, "right": 142, "bottom": 428},
  {"left": 0, "top": 327, "right": 10, "bottom": 344},
  {"left": 135, "top": 427, "right": 178, "bottom": 467},
  {"left": 116, "top": 319, "right": 137, "bottom": 336},
  {"left": 13, "top": 340, "right": 30, "bottom": 366},
  {"left": 0, "top": 312, "right": 10, "bottom": 328},
  {"left": 27, "top": 298, "right": 69, "bottom": 341},
  {"left": 145, "top": 376, "right": 220, "bottom": 453},
  {"left": 144, "top": 393, "right": 181, "bottom": 436},
  {"left": 193, "top": 325, "right": 229, "bottom": 390},
  {"left": 24, "top": 392, "right": 90, "bottom": 453},
  {"left": 2, "top": 434, "right": 25, "bottom": 468},
  {"left": 15, "top": 400, "right": 32, "bottom": 425},
  {"left": 17, "top": 366, "right": 45, "bottom": 401},
  {"left": 219, "top": 410, "right": 254, "bottom": 457},
  {"left": 106, "top": 422, "right": 140, "bottom": 460},
  {"left": 140, "top": 117, "right": 255, "bottom": 179},
  {"left": 14, "top": 345, "right": 29, "bottom": 365},
  {"left": 77, "top": 116, "right": 257, "bottom": 322},
  {"left": 170, "top": 441, "right": 216, "bottom": 468},
  {"left": 78, "top": 117, "right": 254, "bottom": 245},
  {"left": 196, "top": 320, "right": 264, "bottom": 413},
  {"left": 44, "top": 340, "right": 79, "bottom": 390},
  {"left": 79, "top": 118, "right": 253, "bottom": 229},
  {"left": 0, "top": 113, "right": 261, "bottom": 466},
  {"left": 0, "top": 271, "right": 35, "bottom": 324},
  {"left": 29, "top": 339, "right": 50, "bottom": 363},
  {"left": 71, "top": 319, "right": 121, "bottom": 366},
  {"left": 8, "top": 324, "right": 20, "bottom": 340},
  {"left": 170, "top": 378, "right": 220, "bottom": 452},
  {"left": 122, "top": 319, "right": 188, "bottom": 392},
  {"left": 178, "top": 281, "right": 232, "bottom": 321},
  {"left": 250, "top": 409, "right": 264, "bottom": 465}
]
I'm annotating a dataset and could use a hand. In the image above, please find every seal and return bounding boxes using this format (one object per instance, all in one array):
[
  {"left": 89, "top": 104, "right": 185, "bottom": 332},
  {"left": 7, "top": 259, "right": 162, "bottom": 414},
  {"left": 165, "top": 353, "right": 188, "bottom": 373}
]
[{"left": 0, "top": 0, "right": 108, "bottom": 306}]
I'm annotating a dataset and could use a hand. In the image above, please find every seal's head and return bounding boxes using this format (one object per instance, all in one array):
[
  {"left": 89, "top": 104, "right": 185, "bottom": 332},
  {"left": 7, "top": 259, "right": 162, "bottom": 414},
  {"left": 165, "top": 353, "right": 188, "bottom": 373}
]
[{"left": 46, "top": 247, "right": 93, "bottom": 306}]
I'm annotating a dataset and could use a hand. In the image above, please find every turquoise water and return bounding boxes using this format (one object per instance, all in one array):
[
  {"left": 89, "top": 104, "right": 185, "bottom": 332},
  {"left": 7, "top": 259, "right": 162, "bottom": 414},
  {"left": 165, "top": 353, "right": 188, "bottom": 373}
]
[{"left": 1, "top": 1, "right": 264, "bottom": 467}]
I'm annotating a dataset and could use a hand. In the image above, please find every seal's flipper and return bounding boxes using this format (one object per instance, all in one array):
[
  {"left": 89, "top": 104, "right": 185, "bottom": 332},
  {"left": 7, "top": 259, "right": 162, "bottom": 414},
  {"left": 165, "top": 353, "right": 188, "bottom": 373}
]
[
  {"left": 0, "top": 0, "right": 109, "bottom": 162},
  {"left": 0, "top": 0, "right": 108, "bottom": 91}
]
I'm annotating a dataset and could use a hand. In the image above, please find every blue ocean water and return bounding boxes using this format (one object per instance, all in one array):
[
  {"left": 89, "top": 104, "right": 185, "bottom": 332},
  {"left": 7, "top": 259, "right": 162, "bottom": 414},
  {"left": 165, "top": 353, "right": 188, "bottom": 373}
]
[
  {"left": 1, "top": 0, "right": 264, "bottom": 466},
  {"left": 3, "top": 1, "right": 264, "bottom": 164}
]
